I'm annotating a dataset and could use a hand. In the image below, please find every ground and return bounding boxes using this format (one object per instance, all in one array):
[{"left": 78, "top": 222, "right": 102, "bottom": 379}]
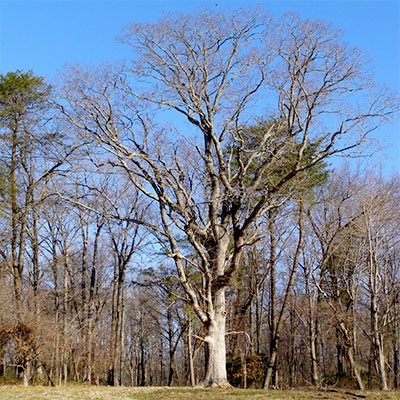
[{"left": 0, "top": 386, "right": 398, "bottom": 400}]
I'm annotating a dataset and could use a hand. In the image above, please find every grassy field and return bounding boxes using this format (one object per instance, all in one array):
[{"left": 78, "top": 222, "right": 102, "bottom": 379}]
[{"left": 0, "top": 386, "right": 399, "bottom": 400}]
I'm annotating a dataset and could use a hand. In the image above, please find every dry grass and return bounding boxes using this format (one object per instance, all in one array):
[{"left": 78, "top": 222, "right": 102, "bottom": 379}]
[{"left": 0, "top": 386, "right": 398, "bottom": 400}]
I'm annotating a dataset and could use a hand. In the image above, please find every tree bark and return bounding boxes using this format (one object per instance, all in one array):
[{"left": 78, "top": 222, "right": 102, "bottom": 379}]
[
  {"left": 338, "top": 321, "right": 364, "bottom": 390},
  {"left": 187, "top": 319, "right": 196, "bottom": 387},
  {"left": 199, "top": 289, "right": 230, "bottom": 388},
  {"left": 347, "top": 346, "right": 364, "bottom": 391},
  {"left": 309, "top": 315, "right": 319, "bottom": 386},
  {"left": 264, "top": 210, "right": 277, "bottom": 389},
  {"left": 264, "top": 346, "right": 277, "bottom": 389},
  {"left": 394, "top": 297, "right": 400, "bottom": 389},
  {"left": 368, "top": 234, "right": 389, "bottom": 390}
]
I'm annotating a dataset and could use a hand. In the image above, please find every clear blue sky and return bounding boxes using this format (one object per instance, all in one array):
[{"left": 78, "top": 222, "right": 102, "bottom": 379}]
[{"left": 0, "top": 0, "right": 399, "bottom": 172}]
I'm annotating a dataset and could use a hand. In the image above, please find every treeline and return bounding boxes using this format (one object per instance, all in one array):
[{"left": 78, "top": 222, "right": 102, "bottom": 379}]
[{"left": 0, "top": 7, "right": 399, "bottom": 391}]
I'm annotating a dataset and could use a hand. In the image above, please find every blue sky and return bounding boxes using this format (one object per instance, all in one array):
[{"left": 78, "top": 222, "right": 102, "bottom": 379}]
[{"left": 0, "top": 0, "right": 399, "bottom": 172}]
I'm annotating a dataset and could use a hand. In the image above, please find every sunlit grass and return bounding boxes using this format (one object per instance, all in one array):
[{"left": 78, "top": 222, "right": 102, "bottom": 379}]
[{"left": 0, "top": 386, "right": 398, "bottom": 400}]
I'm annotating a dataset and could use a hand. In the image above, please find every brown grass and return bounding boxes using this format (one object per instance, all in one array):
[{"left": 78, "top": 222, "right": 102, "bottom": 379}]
[{"left": 0, "top": 386, "right": 398, "bottom": 400}]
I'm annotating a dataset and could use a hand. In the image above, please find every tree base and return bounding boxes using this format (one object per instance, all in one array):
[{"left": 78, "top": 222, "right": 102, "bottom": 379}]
[{"left": 195, "top": 380, "right": 233, "bottom": 389}]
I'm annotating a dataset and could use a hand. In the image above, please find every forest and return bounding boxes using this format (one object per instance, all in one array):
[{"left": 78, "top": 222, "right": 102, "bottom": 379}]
[{"left": 0, "top": 8, "right": 399, "bottom": 392}]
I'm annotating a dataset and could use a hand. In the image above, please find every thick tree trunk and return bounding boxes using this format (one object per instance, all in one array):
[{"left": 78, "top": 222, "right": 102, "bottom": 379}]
[{"left": 199, "top": 289, "right": 230, "bottom": 388}]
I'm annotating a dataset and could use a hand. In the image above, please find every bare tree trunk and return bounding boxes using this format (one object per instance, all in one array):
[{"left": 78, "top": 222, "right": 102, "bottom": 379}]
[
  {"left": 264, "top": 346, "right": 277, "bottom": 389},
  {"left": 394, "top": 332, "right": 400, "bottom": 389},
  {"left": 10, "top": 125, "right": 24, "bottom": 321},
  {"left": 87, "top": 317, "right": 93, "bottom": 384},
  {"left": 336, "top": 336, "right": 345, "bottom": 379},
  {"left": 187, "top": 320, "right": 196, "bottom": 387},
  {"left": 373, "top": 332, "right": 388, "bottom": 391},
  {"left": 140, "top": 339, "right": 145, "bottom": 386},
  {"left": 309, "top": 315, "right": 319, "bottom": 386},
  {"left": 264, "top": 210, "right": 277, "bottom": 389},
  {"left": 87, "top": 222, "right": 103, "bottom": 384},
  {"left": 108, "top": 262, "right": 118, "bottom": 386},
  {"left": 305, "top": 266, "right": 319, "bottom": 386},
  {"left": 256, "top": 285, "right": 265, "bottom": 356},
  {"left": 347, "top": 346, "right": 364, "bottom": 391},
  {"left": 119, "top": 288, "right": 125, "bottom": 386},
  {"left": 338, "top": 321, "right": 364, "bottom": 390},
  {"left": 61, "top": 246, "right": 69, "bottom": 386},
  {"left": 79, "top": 216, "right": 89, "bottom": 381},
  {"left": 368, "top": 239, "right": 388, "bottom": 390},
  {"left": 167, "top": 308, "right": 174, "bottom": 386},
  {"left": 200, "top": 289, "right": 230, "bottom": 388},
  {"left": 241, "top": 352, "right": 247, "bottom": 389},
  {"left": 370, "top": 295, "right": 388, "bottom": 390},
  {"left": 31, "top": 206, "right": 40, "bottom": 314},
  {"left": 50, "top": 232, "right": 61, "bottom": 386},
  {"left": 394, "top": 295, "right": 400, "bottom": 389},
  {"left": 22, "top": 359, "right": 30, "bottom": 386}
]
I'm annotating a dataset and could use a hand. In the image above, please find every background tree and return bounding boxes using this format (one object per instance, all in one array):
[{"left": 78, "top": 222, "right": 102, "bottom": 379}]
[
  {"left": 0, "top": 70, "right": 51, "bottom": 320},
  {"left": 306, "top": 168, "right": 367, "bottom": 389},
  {"left": 353, "top": 175, "right": 400, "bottom": 390},
  {"left": 0, "top": 70, "right": 77, "bottom": 385}
]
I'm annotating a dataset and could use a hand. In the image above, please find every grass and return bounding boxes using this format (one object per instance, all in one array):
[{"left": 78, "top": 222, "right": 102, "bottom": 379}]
[{"left": 0, "top": 386, "right": 399, "bottom": 400}]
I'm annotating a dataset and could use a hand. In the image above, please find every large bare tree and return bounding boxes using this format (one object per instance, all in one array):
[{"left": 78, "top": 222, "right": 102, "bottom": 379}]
[{"left": 59, "top": 9, "right": 397, "bottom": 387}]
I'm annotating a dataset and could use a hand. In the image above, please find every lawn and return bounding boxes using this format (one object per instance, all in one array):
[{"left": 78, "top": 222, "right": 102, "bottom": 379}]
[{"left": 0, "top": 386, "right": 398, "bottom": 400}]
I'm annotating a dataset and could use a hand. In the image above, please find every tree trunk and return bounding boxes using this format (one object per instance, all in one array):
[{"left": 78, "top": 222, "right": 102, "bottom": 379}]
[
  {"left": 10, "top": 125, "right": 23, "bottom": 321},
  {"left": 264, "top": 210, "right": 277, "bottom": 389},
  {"left": 347, "top": 346, "right": 364, "bottom": 391},
  {"left": 310, "top": 317, "right": 319, "bottom": 386},
  {"left": 86, "top": 221, "right": 103, "bottom": 385},
  {"left": 61, "top": 245, "right": 69, "bottom": 386},
  {"left": 263, "top": 347, "right": 277, "bottom": 389},
  {"left": 31, "top": 205, "right": 40, "bottom": 314},
  {"left": 140, "top": 339, "right": 145, "bottom": 386},
  {"left": 166, "top": 307, "right": 174, "bottom": 386},
  {"left": 394, "top": 309, "right": 400, "bottom": 389},
  {"left": 109, "top": 258, "right": 122, "bottom": 386},
  {"left": 199, "top": 289, "right": 230, "bottom": 388},
  {"left": 336, "top": 337, "right": 345, "bottom": 378},
  {"left": 337, "top": 321, "right": 364, "bottom": 390},
  {"left": 372, "top": 330, "right": 388, "bottom": 390},
  {"left": 370, "top": 259, "right": 388, "bottom": 390},
  {"left": 187, "top": 320, "right": 196, "bottom": 387},
  {"left": 306, "top": 271, "right": 319, "bottom": 386},
  {"left": 22, "top": 359, "right": 30, "bottom": 386}
]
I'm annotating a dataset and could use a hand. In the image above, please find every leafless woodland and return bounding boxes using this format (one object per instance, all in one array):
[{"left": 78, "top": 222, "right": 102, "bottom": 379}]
[{"left": 0, "top": 8, "right": 399, "bottom": 390}]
